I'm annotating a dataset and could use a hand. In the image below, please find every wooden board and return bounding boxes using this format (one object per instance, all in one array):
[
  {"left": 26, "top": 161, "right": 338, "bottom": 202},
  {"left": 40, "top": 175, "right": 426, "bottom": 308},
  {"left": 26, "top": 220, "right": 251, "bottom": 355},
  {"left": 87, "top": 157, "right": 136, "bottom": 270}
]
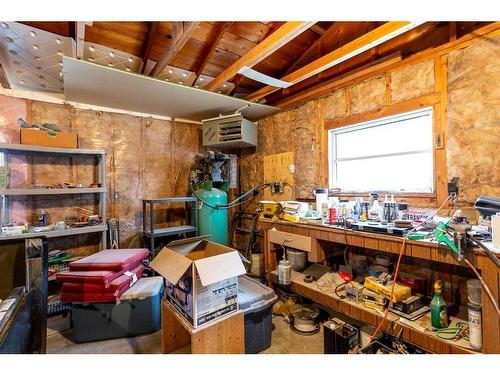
[
  {"left": 263, "top": 151, "right": 294, "bottom": 201},
  {"left": 161, "top": 300, "right": 244, "bottom": 354}
]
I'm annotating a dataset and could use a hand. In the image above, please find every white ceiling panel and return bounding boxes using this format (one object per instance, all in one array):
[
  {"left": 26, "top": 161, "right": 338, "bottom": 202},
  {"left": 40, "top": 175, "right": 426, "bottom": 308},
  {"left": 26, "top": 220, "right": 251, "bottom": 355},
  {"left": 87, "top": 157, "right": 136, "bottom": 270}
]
[{"left": 63, "top": 57, "right": 278, "bottom": 121}]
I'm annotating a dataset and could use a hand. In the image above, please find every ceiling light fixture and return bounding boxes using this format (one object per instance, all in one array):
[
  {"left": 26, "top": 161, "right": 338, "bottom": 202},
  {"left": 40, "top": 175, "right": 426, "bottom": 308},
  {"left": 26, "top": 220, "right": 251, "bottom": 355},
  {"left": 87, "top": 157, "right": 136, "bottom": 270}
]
[
  {"left": 182, "top": 73, "right": 187, "bottom": 77},
  {"left": 199, "top": 77, "right": 204, "bottom": 82},
  {"left": 89, "top": 46, "right": 95, "bottom": 52},
  {"left": 12, "top": 60, "right": 20, "bottom": 65},
  {"left": 30, "top": 31, "right": 37, "bottom": 37},
  {"left": 56, "top": 38, "right": 61, "bottom": 44},
  {"left": 8, "top": 50, "right": 17, "bottom": 55},
  {"left": 222, "top": 83, "right": 227, "bottom": 88},
  {"left": 58, "top": 61, "right": 63, "bottom": 66},
  {"left": 108, "top": 62, "right": 113, "bottom": 67},
  {"left": 19, "top": 80, "right": 24, "bottom": 84},
  {"left": 178, "top": 81, "right": 183, "bottom": 84},
  {"left": 1, "top": 23, "right": 8, "bottom": 29},
  {"left": 5, "top": 37, "right": 13, "bottom": 43},
  {"left": 168, "top": 69, "right": 173, "bottom": 74},
  {"left": 127, "top": 57, "right": 133, "bottom": 63},
  {"left": 57, "top": 51, "right": 63, "bottom": 56},
  {"left": 34, "top": 56, "right": 41, "bottom": 61},
  {"left": 32, "top": 44, "right": 39, "bottom": 50},
  {"left": 109, "top": 52, "right": 114, "bottom": 57},
  {"left": 126, "top": 67, "right": 131, "bottom": 72}
]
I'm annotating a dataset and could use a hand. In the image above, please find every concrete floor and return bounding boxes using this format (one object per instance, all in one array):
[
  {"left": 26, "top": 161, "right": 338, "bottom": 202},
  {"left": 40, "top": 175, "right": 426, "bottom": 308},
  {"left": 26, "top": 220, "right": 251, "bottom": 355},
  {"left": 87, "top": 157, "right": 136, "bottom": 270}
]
[{"left": 46, "top": 314, "right": 324, "bottom": 354}]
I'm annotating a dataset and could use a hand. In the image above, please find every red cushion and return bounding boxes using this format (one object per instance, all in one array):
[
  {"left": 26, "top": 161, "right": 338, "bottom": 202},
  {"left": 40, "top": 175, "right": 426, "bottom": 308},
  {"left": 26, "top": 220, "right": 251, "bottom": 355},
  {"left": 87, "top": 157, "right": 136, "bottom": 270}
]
[
  {"left": 56, "top": 269, "right": 124, "bottom": 285},
  {"left": 61, "top": 264, "right": 144, "bottom": 294},
  {"left": 60, "top": 282, "right": 130, "bottom": 303},
  {"left": 68, "top": 249, "right": 149, "bottom": 272}
]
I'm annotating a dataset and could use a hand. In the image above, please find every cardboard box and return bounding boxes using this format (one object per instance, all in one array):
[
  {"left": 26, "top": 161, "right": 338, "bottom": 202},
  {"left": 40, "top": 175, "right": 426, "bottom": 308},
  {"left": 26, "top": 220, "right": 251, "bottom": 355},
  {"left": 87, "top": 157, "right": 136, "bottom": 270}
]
[
  {"left": 150, "top": 237, "right": 246, "bottom": 328},
  {"left": 20, "top": 128, "right": 78, "bottom": 148}
]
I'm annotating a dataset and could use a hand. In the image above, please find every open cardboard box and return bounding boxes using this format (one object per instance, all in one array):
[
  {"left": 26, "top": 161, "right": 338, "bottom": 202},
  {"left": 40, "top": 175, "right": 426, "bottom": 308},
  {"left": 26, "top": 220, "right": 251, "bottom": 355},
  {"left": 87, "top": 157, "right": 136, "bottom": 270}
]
[{"left": 150, "top": 236, "right": 246, "bottom": 328}]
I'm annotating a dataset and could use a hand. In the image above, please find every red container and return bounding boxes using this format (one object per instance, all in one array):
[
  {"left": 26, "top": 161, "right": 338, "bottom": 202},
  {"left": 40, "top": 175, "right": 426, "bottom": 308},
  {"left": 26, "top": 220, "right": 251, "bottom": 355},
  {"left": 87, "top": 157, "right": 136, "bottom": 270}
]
[{"left": 329, "top": 207, "right": 337, "bottom": 225}]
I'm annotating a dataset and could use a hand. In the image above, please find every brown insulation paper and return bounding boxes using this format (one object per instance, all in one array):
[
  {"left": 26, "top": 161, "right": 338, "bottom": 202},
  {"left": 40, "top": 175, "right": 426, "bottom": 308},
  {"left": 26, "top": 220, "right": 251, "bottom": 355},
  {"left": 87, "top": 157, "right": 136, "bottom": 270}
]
[
  {"left": 349, "top": 75, "right": 386, "bottom": 114},
  {"left": 323, "top": 89, "right": 348, "bottom": 120},
  {"left": 447, "top": 34, "right": 500, "bottom": 204},
  {"left": 391, "top": 59, "right": 435, "bottom": 103}
]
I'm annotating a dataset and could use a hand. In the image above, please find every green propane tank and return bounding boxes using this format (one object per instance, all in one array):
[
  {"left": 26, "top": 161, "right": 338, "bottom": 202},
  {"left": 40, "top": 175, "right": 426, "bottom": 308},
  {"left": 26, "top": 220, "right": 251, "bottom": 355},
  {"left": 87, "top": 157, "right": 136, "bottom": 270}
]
[{"left": 194, "top": 186, "right": 228, "bottom": 245}]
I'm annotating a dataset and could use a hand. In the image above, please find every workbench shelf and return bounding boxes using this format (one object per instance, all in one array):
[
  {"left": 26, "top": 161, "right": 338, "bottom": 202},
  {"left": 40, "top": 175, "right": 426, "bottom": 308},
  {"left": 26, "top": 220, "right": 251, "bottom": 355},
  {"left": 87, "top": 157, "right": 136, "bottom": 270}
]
[
  {"left": 0, "top": 188, "right": 106, "bottom": 196},
  {"left": 261, "top": 218, "right": 500, "bottom": 353},
  {"left": 269, "top": 271, "right": 477, "bottom": 354},
  {"left": 142, "top": 197, "right": 198, "bottom": 257},
  {"left": 0, "top": 143, "right": 108, "bottom": 249},
  {"left": 0, "top": 224, "right": 108, "bottom": 241}
]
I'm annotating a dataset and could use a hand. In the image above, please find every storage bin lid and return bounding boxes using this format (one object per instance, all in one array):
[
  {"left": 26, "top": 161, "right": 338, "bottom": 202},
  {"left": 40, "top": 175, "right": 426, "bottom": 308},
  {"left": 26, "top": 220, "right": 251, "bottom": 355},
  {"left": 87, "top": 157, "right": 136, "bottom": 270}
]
[
  {"left": 120, "top": 276, "right": 164, "bottom": 300},
  {"left": 238, "top": 275, "right": 277, "bottom": 312}
]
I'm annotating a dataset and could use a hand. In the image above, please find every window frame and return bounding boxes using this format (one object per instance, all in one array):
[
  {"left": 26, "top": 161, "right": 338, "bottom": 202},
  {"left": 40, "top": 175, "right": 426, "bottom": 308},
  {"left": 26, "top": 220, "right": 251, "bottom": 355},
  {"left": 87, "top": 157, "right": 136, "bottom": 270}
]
[{"left": 328, "top": 107, "right": 435, "bottom": 194}]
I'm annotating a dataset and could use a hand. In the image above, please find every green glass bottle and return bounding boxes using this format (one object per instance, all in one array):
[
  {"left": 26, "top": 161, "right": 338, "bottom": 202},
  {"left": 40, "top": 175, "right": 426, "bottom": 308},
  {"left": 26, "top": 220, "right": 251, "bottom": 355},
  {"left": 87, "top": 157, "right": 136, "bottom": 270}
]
[{"left": 431, "top": 280, "right": 448, "bottom": 329}]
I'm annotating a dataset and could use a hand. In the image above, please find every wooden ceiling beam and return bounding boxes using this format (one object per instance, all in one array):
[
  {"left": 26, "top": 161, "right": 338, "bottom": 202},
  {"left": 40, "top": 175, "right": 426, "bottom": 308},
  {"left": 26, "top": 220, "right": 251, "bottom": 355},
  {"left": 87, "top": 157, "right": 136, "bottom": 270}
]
[
  {"left": 204, "top": 21, "right": 316, "bottom": 91},
  {"left": 192, "top": 22, "right": 233, "bottom": 85},
  {"left": 149, "top": 22, "right": 199, "bottom": 77},
  {"left": 140, "top": 21, "right": 160, "bottom": 74},
  {"left": 245, "top": 21, "right": 415, "bottom": 101},
  {"left": 283, "top": 22, "right": 343, "bottom": 76},
  {"left": 310, "top": 24, "right": 326, "bottom": 36},
  {"left": 0, "top": 63, "right": 10, "bottom": 89}
]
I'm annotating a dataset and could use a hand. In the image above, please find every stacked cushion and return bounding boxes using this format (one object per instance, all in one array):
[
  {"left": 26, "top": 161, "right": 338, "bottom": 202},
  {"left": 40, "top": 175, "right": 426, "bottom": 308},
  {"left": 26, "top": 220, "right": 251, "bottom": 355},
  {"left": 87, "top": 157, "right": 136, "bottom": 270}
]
[{"left": 56, "top": 249, "right": 149, "bottom": 303}]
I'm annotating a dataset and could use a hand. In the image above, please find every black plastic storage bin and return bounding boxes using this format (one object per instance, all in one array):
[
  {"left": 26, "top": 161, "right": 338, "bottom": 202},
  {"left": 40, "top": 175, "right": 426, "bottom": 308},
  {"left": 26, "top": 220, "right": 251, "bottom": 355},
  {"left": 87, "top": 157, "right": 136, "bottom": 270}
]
[
  {"left": 238, "top": 275, "right": 278, "bottom": 353},
  {"left": 71, "top": 276, "right": 164, "bottom": 343}
]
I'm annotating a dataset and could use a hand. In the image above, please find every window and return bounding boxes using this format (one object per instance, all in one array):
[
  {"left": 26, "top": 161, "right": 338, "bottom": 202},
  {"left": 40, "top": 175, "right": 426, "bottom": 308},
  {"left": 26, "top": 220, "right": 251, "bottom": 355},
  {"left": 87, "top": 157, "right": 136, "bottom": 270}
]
[{"left": 328, "top": 108, "right": 434, "bottom": 193}]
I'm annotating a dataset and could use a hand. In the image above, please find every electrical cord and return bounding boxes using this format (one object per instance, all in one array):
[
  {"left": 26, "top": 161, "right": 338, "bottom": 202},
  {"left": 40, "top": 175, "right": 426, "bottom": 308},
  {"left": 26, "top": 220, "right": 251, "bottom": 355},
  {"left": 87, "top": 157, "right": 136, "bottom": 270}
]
[
  {"left": 462, "top": 257, "right": 500, "bottom": 318},
  {"left": 191, "top": 182, "right": 287, "bottom": 210},
  {"left": 467, "top": 236, "right": 500, "bottom": 269},
  {"left": 368, "top": 195, "right": 453, "bottom": 344}
]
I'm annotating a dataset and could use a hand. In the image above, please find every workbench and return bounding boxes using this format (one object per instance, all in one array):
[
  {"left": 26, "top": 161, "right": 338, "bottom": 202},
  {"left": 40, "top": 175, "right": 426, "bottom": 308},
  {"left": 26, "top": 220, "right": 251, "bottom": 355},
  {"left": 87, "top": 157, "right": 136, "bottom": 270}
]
[{"left": 260, "top": 218, "right": 500, "bottom": 354}]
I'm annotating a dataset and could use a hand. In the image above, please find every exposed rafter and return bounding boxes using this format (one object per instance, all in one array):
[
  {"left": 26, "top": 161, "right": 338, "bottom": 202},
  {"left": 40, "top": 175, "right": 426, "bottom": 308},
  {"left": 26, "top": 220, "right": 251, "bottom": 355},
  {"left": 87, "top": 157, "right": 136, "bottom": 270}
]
[
  {"left": 245, "top": 21, "right": 417, "bottom": 101},
  {"left": 310, "top": 24, "right": 326, "bottom": 36},
  {"left": 204, "top": 21, "right": 316, "bottom": 91},
  {"left": 149, "top": 22, "right": 199, "bottom": 77},
  {"left": 283, "top": 22, "right": 343, "bottom": 76},
  {"left": 192, "top": 22, "right": 233, "bottom": 86},
  {"left": 140, "top": 21, "right": 160, "bottom": 74},
  {"left": 0, "top": 63, "right": 10, "bottom": 89},
  {"left": 73, "top": 22, "right": 88, "bottom": 59}
]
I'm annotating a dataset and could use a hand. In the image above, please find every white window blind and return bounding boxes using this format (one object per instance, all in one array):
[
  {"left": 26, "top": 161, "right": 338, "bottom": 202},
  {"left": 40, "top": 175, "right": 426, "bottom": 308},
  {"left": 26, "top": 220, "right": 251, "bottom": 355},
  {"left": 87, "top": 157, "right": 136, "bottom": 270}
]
[{"left": 328, "top": 108, "right": 434, "bottom": 193}]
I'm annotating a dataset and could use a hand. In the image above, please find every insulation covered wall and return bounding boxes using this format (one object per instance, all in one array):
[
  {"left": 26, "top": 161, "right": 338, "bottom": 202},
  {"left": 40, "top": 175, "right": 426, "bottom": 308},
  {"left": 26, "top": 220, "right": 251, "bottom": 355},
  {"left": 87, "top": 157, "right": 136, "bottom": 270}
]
[
  {"left": 447, "top": 34, "right": 500, "bottom": 204},
  {"left": 241, "top": 34, "right": 500, "bottom": 209},
  {"left": 0, "top": 96, "right": 201, "bottom": 254},
  {"left": 391, "top": 59, "right": 435, "bottom": 103}
]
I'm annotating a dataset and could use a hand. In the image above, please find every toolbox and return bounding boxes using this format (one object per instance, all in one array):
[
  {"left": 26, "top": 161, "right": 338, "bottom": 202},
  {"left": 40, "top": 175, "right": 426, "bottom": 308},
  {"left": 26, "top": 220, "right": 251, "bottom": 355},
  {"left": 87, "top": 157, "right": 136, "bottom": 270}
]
[{"left": 71, "top": 276, "right": 164, "bottom": 343}]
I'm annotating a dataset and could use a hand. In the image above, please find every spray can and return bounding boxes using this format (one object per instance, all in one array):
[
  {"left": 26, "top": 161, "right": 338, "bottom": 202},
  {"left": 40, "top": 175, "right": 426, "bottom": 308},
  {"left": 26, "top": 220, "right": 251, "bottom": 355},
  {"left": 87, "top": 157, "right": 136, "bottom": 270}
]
[
  {"left": 38, "top": 209, "right": 48, "bottom": 226},
  {"left": 468, "top": 302, "right": 482, "bottom": 350},
  {"left": 430, "top": 280, "right": 448, "bottom": 329},
  {"left": 278, "top": 259, "right": 291, "bottom": 286}
]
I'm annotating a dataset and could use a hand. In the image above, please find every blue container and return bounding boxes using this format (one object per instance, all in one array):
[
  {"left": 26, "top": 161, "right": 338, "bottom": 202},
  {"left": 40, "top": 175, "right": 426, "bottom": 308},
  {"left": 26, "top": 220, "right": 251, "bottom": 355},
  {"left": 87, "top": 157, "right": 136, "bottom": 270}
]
[
  {"left": 71, "top": 277, "right": 164, "bottom": 343},
  {"left": 238, "top": 275, "right": 278, "bottom": 353}
]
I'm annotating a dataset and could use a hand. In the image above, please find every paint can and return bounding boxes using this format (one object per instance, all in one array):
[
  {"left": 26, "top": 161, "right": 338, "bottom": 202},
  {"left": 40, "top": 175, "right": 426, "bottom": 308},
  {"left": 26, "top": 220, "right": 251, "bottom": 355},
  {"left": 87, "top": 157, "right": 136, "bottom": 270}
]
[
  {"left": 286, "top": 248, "right": 307, "bottom": 271},
  {"left": 278, "top": 259, "right": 291, "bottom": 286},
  {"left": 468, "top": 302, "right": 482, "bottom": 350}
]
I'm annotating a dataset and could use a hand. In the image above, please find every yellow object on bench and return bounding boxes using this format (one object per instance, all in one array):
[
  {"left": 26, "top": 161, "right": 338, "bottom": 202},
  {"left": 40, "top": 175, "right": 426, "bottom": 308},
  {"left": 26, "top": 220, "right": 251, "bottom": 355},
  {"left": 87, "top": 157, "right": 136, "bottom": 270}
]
[{"left": 364, "top": 276, "right": 412, "bottom": 303}]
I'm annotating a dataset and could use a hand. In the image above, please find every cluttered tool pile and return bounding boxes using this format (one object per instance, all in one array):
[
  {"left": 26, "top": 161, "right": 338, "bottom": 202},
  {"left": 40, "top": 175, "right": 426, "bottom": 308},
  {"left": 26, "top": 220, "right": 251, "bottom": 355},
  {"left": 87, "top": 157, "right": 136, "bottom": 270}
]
[{"left": 267, "top": 186, "right": 500, "bottom": 353}]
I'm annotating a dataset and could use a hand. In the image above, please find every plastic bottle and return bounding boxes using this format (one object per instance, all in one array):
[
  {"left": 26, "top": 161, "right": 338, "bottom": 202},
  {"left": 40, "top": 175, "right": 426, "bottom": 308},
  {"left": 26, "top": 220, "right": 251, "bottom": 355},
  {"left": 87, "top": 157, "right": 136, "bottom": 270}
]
[
  {"left": 431, "top": 280, "right": 448, "bottom": 329},
  {"left": 369, "top": 198, "right": 382, "bottom": 221}
]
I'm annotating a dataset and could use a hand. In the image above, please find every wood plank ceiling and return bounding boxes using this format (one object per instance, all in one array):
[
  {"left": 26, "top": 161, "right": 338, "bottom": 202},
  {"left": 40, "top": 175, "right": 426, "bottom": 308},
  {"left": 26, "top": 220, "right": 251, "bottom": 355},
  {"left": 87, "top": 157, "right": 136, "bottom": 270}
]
[{"left": 5, "top": 21, "right": 493, "bottom": 107}]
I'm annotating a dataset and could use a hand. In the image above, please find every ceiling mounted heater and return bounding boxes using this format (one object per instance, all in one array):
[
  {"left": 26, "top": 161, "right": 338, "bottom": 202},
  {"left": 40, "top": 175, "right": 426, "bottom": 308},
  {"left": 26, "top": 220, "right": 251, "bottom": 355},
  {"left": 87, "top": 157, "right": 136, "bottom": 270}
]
[{"left": 202, "top": 113, "right": 257, "bottom": 148}]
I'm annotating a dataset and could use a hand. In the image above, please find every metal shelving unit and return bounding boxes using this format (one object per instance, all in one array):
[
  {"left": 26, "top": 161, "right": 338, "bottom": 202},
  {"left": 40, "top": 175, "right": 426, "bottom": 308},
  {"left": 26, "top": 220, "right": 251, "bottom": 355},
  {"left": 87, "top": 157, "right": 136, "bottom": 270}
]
[
  {"left": 0, "top": 143, "right": 108, "bottom": 249},
  {"left": 142, "top": 197, "right": 198, "bottom": 257}
]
